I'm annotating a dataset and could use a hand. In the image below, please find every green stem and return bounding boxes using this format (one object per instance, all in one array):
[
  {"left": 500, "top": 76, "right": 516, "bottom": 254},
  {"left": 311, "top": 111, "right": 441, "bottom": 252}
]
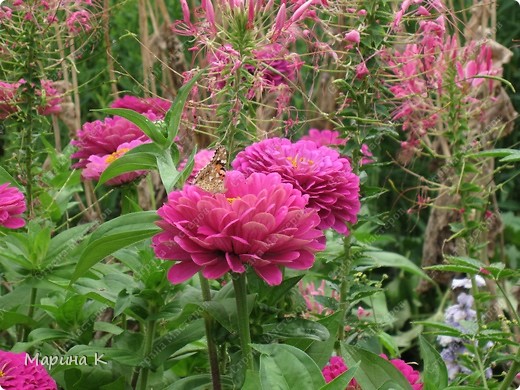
[
  {"left": 232, "top": 273, "right": 253, "bottom": 371},
  {"left": 499, "top": 347, "right": 520, "bottom": 390},
  {"left": 21, "top": 21, "right": 38, "bottom": 218},
  {"left": 138, "top": 318, "right": 156, "bottom": 390},
  {"left": 20, "top": 287, "right": 37, "bottom": 342},
  {"left": 337, "top": 233, "right": 352, "bottom": 353},
  {"left": 199, "top": 274, "right": 222, "bottom": 390}
]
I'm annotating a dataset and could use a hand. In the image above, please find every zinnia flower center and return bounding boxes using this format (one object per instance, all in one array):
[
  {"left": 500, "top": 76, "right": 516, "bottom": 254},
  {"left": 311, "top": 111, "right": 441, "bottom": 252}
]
[
  {"left": 287, "top": 156, "right": 314, "bottom": 167},
  {"left": 105, "top": 147, "right": 130, "bottom": 164},
  {"left": 0, "top": 369, "right": 4, "bottom": 377}
]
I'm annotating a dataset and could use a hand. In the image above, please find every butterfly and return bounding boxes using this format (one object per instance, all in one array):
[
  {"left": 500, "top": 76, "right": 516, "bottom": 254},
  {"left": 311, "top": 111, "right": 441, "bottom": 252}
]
[{"left": 192, "top": 146, "right": 228, "bottom": 193}]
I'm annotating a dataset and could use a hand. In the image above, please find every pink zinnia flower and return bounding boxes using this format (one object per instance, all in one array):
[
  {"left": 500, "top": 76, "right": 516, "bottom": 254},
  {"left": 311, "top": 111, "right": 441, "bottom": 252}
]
[
  {"left": 110, "top": 95, "right": 172, "bottom": 117},
  {"left": 0, "top": 350, "right": 57, "bottom": 389},
  {"left": 0, "top": 183, "right": 26, "bottom": 229},
  {"left": 232, "top": 138, "right": 360, "bottom": 235},
  {"left": 152, "top": 171, "right": 325, "bottom": 286},
  {"left": 82, "top": 139, "right": 149, "bottom": 186},
  {"left": 322, "top": 355, "right": 423, "bottom": 390},
  {"left": 301, "top": 129, "right": 346, "bottom": 148},
  {"left": 71, "top": 114, "right": 159, "bottom": 168}
]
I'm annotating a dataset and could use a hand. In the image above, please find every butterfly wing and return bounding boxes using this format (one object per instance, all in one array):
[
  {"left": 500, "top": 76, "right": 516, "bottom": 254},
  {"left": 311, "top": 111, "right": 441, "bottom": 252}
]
[{"left": 193, "top": 146, "right": 228, "bottom": 193}]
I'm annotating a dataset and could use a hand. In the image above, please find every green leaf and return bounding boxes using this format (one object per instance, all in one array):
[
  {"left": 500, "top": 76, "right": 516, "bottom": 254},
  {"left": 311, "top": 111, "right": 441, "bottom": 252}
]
[
  {"left": 0, "top": 166, "right": 22, "bottom": 189},
  {"left": 319, "top": 363, "right": 359, "bottom": 390},
  {"left": 500, "top": 151, "right": 520, "bottom": 162},
  {"left": 263, "top": 318, "right": 330, "bottom": 341},
  {"left": 44, "top": 223, "right": 94, "bottom": 266},
  {"left": 71, "top": 212, "right": 160, "bottom": 283},
  {"left": 342, "top": 346, "right": 413, "bottom": 390},
  {"left": 93, "top": 322, "right": 124, "bottom": 335},
  {"left": 177, "top": 146, "right": 197, "bottom": 187},
  {"left": 164, "top": 70, "right": 204, "bottom": 146},
  {"left": 98, "top": 108, "right": 167, "bottom": 145},
  {"left": 97, "top": 152, "right": 157, "bottom": 187},
  {"left": 166, "top": 374, "right": 234, "bottom": 390},
  {"left": 242, "top": 370, "right": 262, "bottom": 390},
  {"left": 286, "top": 311, "right": 343, "bottom": 369},
  {"left": 148, "top": 319, "right": 206, "bottom": 369},
  {"left": 465, "top": 148, "right": 517, "bottom": 158},
  {"left": 203, "top": 294, "right": 256, "bottom": 333},
  {"left": 356, "top": 251, "right": 432, "bottom": 281},
  {"left": 424, "top": 265, "right": 478, "bottom": 274},
  {"left": 419, "top": 336, "right": 448, "bottom": 390},
  {"left": 156, "top": 149, "right": 181, "bottom": 193},
  {"left": 253, "top": 343, "right": 326, "bottom": 390}
]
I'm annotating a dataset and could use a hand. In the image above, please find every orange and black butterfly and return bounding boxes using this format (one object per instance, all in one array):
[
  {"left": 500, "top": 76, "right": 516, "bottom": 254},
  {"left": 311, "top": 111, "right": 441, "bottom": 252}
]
[{"left": 192, "top": 146, "right": 227, "bottom": 193}]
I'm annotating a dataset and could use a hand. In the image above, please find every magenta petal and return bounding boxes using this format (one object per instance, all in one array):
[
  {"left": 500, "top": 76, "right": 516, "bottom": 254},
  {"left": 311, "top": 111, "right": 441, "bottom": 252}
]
[
  {"left": 3, "top": 217, "right": 25, "bottom": 229},
  {"left": 168, "top": 262, "right": 200, "bottom": 284},
  {"left": 202, "top": 260, "right": 231, "bottom": 279},
  {"left": 254, "top": 264, "right": 283, "bottom": 286},
  {"left": 226, "top": 252, "right": 246, "bottom": 273}
]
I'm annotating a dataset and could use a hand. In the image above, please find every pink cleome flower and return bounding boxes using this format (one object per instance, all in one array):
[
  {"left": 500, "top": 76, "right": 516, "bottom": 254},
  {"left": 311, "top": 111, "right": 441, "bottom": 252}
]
[
  {"left": 0, "top": 350, "right": 57, "bottom": 389},
  {"left": 110, "top": 95, "right": 172, "bottom": 117},
  {"left": 0, "top": 183, "right": 26, "bottom": 229},
  {"left": 232, "top": 138, "right": 360, "bottom": 235},
  {"left": 322, "top": 355, "right": 423, "bottom": 390},
  {"left": 66, "top": 10, "right": 92, "bottom": 35},
  {"left": 71, "top": 112, "right": 160, "bottom": 168},
  {"left": 152, "top": 171, "right": 325, "bottom": 286},
  {"left": 247, "top": 43, "right": 303, "bottom": 87},
  {"left": 82, "top": 139, "right": 150, "bottom": 186}
]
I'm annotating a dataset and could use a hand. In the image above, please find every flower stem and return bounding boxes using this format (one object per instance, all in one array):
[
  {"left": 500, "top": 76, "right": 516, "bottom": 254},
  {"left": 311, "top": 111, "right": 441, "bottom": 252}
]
[
  {"left": 232, "top": 273, "right": 254, "bottom": 371},
  {"left": 138, "top": 318, "right": 156, "bottom": 390},
  {"left": 499, "top": 346, "right": 520, "bottom": 390},
  {"left": 337, "top": 233, "right": 352, "bottom": 353},
  {"left": 199, "top": 274, "right": 222, "bottom": 390}
]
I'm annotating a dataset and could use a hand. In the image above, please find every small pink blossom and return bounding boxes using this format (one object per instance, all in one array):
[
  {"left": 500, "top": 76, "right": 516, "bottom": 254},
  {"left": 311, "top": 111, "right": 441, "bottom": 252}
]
[
  {"left": 355, "top": 61, "right": 369, "bottom": 79},
  {"left": 344, "top": 30, "right": 361, "bottom": 44},
  {"left": 66, "top": 10, "right": 91, "bottom": 35}
]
